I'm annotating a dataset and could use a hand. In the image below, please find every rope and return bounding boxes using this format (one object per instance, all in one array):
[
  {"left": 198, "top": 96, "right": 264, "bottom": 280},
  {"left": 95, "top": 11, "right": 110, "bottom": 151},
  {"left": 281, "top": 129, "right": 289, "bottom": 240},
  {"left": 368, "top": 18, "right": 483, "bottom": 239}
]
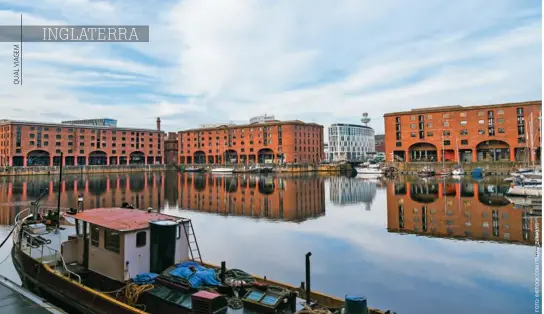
[
  {"left": 296, "top": 304, "right": 332, "bottom": 314},
  {"left": 124, "top": 283, "right": 154, "bottom": 306}
]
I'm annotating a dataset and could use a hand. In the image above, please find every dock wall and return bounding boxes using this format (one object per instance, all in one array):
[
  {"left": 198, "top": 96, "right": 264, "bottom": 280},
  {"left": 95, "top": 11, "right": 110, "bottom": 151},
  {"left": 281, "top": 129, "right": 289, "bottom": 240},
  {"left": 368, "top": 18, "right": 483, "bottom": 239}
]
[
  {"left": 0, "top": 164, "right": 176, "bottom": 177},
  {"left": 392, "top": 161, "right": 535, "bottom": 175},
  {"left": 181, "top": 163, "right": 352, "bottom": 173}
]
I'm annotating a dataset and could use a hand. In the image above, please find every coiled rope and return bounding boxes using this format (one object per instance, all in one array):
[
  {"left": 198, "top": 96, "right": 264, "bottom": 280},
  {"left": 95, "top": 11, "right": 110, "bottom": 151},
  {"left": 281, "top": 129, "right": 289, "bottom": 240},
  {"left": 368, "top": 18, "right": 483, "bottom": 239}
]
[
  {"left": 296, "top": 304, "right": 332, "bottom": 314},
  {"left": 124, "top": 283, "right": 154, "bottom": 306}
]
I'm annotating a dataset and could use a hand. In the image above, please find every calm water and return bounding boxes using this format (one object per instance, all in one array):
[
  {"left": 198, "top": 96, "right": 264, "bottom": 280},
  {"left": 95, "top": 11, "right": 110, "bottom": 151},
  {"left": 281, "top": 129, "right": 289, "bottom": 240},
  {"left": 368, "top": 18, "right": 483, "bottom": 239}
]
[{"left": 0, "top": 172, "right": 540, "bottom": 314}]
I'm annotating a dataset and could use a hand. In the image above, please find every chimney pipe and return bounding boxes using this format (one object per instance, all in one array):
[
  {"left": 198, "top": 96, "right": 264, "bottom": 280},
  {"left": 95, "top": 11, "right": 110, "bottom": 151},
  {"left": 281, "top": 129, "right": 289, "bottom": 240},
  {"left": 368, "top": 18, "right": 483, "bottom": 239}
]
[{"left": 156, "top": 117, "right": 161, "bottom": 131}]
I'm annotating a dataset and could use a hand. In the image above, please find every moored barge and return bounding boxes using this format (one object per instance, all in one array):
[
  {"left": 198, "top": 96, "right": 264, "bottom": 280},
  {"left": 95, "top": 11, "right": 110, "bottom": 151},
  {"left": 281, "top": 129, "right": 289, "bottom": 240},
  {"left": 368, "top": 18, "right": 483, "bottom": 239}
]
[{"left": 11, "top": 203, "right": 395, "bottom": 314}]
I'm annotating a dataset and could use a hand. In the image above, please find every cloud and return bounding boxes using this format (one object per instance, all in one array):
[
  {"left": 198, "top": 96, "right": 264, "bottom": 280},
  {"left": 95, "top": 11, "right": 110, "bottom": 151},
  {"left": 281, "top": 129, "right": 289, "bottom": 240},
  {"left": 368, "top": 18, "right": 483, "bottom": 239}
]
[{"left": 0, "top": 0, "right": 540, "bottom": 137}]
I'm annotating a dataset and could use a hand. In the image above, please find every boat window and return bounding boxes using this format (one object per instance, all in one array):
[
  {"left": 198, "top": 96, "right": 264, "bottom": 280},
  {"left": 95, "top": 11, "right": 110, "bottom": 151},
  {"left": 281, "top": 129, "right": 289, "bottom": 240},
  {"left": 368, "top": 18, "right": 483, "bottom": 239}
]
[
  {"left": 136, "top": 231, "right": 146, "bottom": 248},
  {"left": 105, "top": 229, "right": 120, "bottom": 253},
  {"left": 91, "top": 225, "right": 100, "bottom": 247},
  {"left": 176, "top": 224, "right": 181, "bottom": 239}
]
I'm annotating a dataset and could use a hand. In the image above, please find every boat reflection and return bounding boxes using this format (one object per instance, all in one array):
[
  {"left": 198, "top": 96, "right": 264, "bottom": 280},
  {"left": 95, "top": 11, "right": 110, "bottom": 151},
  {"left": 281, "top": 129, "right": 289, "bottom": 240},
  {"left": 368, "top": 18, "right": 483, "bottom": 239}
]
[
  {"left": 387, "top": 179, "right": 541, "bottom": 246},
  {"left": 329, "top": 176, "right": 380, "bottom": 210},
  {"left": 178, "top": 173, "right": 326, "bottom": 222}
]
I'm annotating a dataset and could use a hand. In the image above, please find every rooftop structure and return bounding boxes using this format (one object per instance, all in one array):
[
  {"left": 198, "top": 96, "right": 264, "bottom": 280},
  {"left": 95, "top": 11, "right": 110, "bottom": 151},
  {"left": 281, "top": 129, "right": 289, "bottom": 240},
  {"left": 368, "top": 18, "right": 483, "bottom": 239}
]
[
  {"left": 68, "top": 208, "right": 178, "bottom": 232},
  {"left": 61, "top": 118, "right": 117, "bottom": 127}
]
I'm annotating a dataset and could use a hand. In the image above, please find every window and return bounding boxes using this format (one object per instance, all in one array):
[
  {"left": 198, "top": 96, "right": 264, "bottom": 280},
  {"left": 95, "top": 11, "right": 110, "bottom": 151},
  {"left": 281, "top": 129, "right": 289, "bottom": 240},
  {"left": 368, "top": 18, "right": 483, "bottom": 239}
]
[
  {"left": 460, "top": 112, "right": 467, "bottom": 117},
  {"left": 30, "top": 134, "right": 35, "bottom": 138},
  {"left": 29, "top": 141, "right": 35, "bottom": 145},
  {"left": 56, "top": 149, "right": 61, "bottom": 153},
  {"left": 443, "top": 113, "right": 450, "bottom": 118},
  {"left": 461, "top": 139, "right": 468, "bottom": 145},
  {"left": 478, "top": 129, "right": 485, "bottom": 135},
  {"left": 498, "top": 118, "right": 504, "bottom": 123},
  {"left": 44, "top": 134, "right": 49, "bottom": 139},
  {"left": 478, "top": 120, "right": 485, "bottom": 124},
  {"left": 427, "top": 131, "right": 433, "bottom": 136},
  {"left": 460, "top": 120, "right": 467, "bottom": 125},
  {"left": 56, "top": 142, "right": 61, "bottom": 146},
  {"left": 443, "top": 131, "right": 450, "bottom": 136},
  {"left": 410, "top": 132, "right": 416, "bottom": 138},
  {"left": 105, "top": 229, "right": 120, "bottom": 253},
  {"left": 136, "top": 231, "right": 146, "bottom": 247},
  {"left": 16, "top": 149, "right": 21, "bottom": 153},
  {"left": 478, "top": 111, "right": 484, "bottom": 116},
  {"left": 443, "top": 121, "right": 449, "bottom": 127},
  {"left": 80, "top": 150, "right": 84, "bottom": 154},
  {"left": 498, "top": 128, "right": 505, "bottom": 133},
  {"left": 426, "top": 122, "right": 432, "bottom": 128},
  {"left": 410, "top": 124, "right": 416, "bottom": 129},
  {"left": 410, "top": 116, "right": 416, "bottom": 121},
  {"left": 396, "top": 142, "right": 402, "bottom": 147},
  {"left": 460, "top": 129, "right": 468, "bottom": 135},
  {"left": 498, "top": 109, "right": 504, "bottom": 114},
  {"left": 444, "top": 140, "right": 451, "bottom": 146},
  {"left": 56, "top": 135, "right": 61, "bottom": 139},
  {"left": 426, "top": 115, "right": 432, "bottom": 120},
  {"left": 91, "top": 225, "right": 100, "bottom": 247}
]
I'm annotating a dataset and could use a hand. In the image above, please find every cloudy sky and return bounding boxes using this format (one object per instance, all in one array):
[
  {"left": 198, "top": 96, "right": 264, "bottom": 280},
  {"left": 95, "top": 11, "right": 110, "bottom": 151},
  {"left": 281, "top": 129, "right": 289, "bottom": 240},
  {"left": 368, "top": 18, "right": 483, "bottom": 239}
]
[{"left": 0, "top": 0, "right": 541, "bottom": 135}]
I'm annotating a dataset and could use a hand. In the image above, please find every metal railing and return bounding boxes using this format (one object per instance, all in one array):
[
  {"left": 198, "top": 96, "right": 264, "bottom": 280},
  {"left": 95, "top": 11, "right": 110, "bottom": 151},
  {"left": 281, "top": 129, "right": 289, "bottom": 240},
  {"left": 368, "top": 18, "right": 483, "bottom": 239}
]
[{"left": 15, "top": 208, "right": 81, "bottom": 284}]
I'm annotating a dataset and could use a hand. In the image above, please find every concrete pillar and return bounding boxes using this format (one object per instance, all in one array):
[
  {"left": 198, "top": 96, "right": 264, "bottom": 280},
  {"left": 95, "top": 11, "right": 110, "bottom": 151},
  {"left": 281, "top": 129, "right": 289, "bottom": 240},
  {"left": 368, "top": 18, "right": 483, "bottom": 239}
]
[
  {"left": 50, "top": 156, "right": 54, "bottom": 166},
  {"left": 472, "top": 149, "right": 478, "bottom": 162},
  {"left": 106, "top": 156, "right": 110, "bottom": 165},
  {"left": 9, "top": 157, "right": 13, "bottom": 167},
  {"left": 509, "top": 148, "right": 516, "bottom": 162}
]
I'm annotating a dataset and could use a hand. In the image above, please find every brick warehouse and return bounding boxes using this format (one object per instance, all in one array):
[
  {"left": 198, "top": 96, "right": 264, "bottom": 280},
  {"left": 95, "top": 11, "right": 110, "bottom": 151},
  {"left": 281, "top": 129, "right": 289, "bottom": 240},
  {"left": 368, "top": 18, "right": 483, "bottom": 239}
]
[
  {"left": 0, "top": 118, "right": 165, "bottom": 167},
  {"left": 178, "top": 117, "right": 324, "bottom": 165},
  {"left": 384, "top": 100, "right": 542, "bottom": 163}
]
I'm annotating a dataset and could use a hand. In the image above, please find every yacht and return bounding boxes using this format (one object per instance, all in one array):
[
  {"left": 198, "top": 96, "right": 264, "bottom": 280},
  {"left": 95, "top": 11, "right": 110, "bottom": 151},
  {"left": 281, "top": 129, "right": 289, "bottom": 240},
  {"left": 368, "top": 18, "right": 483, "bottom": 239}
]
[
  {"left": 211, "top": 167, "right": 234, "bottom": 173},
  {"left": 355, "top": 163, "right": 384, "bottom": 175}
]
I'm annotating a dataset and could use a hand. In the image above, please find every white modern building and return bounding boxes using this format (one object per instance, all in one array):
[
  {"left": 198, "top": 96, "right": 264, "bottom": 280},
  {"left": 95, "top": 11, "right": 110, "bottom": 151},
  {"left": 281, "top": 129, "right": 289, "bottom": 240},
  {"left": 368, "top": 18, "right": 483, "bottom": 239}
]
[{"left": 328, "top": 114, "right": 375, "bottom": 162}]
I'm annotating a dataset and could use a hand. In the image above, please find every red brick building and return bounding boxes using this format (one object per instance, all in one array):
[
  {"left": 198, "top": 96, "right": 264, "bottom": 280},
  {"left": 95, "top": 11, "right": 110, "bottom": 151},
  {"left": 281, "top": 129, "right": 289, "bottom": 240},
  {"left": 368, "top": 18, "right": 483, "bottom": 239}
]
[
  {"left": 178, "top": 118, "right": 324, "bottom": 164},
  {"left": 384, "top": 101, "right": 542, "bottom": 163},
  {"left": 0, "top": 119, "right": 165, "bottom": 166}
]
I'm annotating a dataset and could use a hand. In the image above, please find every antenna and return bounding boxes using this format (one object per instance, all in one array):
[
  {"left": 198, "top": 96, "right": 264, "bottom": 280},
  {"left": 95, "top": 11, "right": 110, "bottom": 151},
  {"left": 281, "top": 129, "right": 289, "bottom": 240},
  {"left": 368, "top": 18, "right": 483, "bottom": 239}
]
[{"left": 361, "top": 113, "right": 371, "bottom": 126}]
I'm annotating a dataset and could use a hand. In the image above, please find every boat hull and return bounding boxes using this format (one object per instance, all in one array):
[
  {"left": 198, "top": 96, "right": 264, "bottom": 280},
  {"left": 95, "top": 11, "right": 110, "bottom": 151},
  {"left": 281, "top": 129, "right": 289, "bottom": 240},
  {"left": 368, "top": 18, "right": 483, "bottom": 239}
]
[{"left": 507, "top": 186, "right": 543, "bottom": 197}]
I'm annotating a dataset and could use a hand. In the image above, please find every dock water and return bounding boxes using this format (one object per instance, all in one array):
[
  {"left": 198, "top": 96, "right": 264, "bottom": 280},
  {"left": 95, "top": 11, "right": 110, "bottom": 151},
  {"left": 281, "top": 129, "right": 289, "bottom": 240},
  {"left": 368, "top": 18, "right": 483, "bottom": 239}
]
[{"left": 0, "top": 275, "right": 65, "bottom": 314}]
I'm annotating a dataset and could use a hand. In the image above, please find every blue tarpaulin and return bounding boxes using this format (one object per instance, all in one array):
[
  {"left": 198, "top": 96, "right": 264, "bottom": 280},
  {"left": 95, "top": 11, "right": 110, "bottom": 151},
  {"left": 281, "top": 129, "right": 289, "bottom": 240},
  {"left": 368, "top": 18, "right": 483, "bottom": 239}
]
[
  {"left": 133, "top": 273, "right": 159, "bottom": 284},
  {"left": 169, "top": 261, "right": 221, "bottom": 288}
]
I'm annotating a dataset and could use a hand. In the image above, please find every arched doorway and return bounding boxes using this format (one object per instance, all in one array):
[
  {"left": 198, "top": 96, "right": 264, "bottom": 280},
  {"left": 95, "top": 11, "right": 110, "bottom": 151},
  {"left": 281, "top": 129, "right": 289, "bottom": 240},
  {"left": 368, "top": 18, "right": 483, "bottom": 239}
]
[
  {"left": 193, "top": 151, "right": 206, "bottom": 164},
  {"left": 27, "top": 150, "right": 50, "bottom": 166},
  {"left": 408, "top": 143, "right": 437, "bottom": 162},
  {"left": 476, "top": 140, "right": 510, "bottom": 161},
  {"left": 129, "top": 151, "right": 145, "bottom": 164},
  {"left": 89, "top": 151, "right": 107, "bottom": 165},
  {"left": 224, "top": 150, "right": 238, "bottom": 164},
  {"left": 257, "top": 148, "right": 274, "bottom": 164}
]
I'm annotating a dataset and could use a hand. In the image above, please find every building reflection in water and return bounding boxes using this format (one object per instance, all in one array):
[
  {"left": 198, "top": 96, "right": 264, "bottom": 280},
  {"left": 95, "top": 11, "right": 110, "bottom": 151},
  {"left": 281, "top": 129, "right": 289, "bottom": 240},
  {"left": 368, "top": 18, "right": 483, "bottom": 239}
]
[
  {"left": 329, "top": 176, "right": 379, "bottom": 210},
  {"left": 0, "top": 172, "right": 169, "bottom": 225},
  {"left": 386, "top": 179, "right": 541, "bottom": 246},
  {"left": 177, "top": 174, "right": 326, "bottom": 222}
]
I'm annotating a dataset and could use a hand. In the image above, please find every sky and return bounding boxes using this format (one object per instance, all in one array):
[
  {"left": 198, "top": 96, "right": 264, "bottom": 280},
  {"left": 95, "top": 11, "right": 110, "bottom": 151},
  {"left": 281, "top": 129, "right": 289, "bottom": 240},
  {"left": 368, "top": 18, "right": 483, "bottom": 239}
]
[{"left": 0, "top": 0, "right": 541, "bottom": 137}]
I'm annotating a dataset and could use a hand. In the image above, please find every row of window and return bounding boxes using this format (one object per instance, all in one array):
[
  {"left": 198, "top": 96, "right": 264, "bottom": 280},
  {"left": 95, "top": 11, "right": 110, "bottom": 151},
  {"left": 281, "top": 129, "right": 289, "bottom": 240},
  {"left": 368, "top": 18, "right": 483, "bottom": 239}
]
[{"left": 26, "top": 126, "right": 158, "bottom": 137}]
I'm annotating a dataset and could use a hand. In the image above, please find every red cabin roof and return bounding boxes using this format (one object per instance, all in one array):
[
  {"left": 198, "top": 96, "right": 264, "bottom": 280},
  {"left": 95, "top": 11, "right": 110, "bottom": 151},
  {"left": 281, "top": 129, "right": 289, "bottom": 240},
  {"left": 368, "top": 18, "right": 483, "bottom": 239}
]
[{"left": 67, "top": 208, "right": 181, "bottom": 232}]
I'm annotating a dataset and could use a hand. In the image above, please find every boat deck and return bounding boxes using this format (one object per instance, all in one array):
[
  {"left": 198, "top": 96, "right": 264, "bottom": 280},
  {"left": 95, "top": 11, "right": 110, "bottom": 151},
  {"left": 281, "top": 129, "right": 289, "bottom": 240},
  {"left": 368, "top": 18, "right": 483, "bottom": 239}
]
[{"left": 0, "top": 275, "right": 66, "bottom": 314}]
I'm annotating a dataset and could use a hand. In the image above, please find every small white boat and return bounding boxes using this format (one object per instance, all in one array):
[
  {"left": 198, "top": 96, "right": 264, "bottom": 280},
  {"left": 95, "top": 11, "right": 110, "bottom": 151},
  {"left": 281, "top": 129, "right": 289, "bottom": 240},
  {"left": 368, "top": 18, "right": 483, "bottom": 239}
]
[
  {"left": 211, "top": 167, "right": 234, "bottom": 173},
  {"left": 507, "top": 185, "right": 542, "bottom": 197},
  {"left": 355, "top": 164, "right": 384, "bottom": 175},
  {"left": 451, "top": 168, "right": 464, "bottom": 176}
]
